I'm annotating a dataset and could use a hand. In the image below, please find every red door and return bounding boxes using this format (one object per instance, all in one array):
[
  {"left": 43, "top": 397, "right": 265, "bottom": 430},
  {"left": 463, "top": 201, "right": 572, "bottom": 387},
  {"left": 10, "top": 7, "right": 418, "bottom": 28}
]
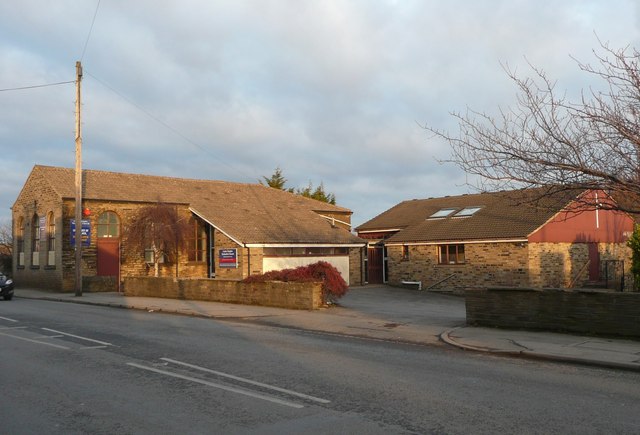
[
  {"left": 367, "top": 247, "right": 383, "bottom": 284},
  {"left": 97, "top": 239, "right": 120, "bottom": 276}
]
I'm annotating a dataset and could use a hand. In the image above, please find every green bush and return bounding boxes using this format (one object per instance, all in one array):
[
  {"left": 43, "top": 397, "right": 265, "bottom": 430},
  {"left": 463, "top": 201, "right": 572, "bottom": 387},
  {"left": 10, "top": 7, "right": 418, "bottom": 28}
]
[{"left": 627, "top": 225, "right": 640, "bottom": 290}]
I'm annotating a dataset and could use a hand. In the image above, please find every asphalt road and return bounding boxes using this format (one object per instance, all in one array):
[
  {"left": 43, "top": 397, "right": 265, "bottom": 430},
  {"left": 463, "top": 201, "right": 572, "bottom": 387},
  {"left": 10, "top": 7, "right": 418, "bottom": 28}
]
[{"left": 1, "top": 298, "right": 640, "bottom": 434}]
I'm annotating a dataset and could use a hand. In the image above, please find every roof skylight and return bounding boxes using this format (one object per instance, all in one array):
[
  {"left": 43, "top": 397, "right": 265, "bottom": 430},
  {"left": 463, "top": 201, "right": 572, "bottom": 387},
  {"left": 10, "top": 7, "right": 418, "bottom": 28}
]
[
  {"left": 428, "top": 208, "right": 457, "bottom": 219},
  {"left": 454, "top": 206, "right": 482, "bottom": 217}
]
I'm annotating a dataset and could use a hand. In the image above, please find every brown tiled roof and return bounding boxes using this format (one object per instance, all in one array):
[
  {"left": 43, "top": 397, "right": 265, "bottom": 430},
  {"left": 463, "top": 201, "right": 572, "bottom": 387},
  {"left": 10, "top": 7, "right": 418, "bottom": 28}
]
[
  {"left": 29, "top": 165, "right": 363, "bottom": 245},
  {"left": 359, "top": 189, "right": 581, "bottom": 243}
]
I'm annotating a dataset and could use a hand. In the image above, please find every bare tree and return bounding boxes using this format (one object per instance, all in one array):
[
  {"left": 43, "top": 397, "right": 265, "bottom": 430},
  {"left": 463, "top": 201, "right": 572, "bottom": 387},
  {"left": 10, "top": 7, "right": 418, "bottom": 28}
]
[
  {"left": 428, "top": 41, "right": 640, "bottom": 213},
  {"left": 125, "top": 203, "right": 189, "bottom": 277}
]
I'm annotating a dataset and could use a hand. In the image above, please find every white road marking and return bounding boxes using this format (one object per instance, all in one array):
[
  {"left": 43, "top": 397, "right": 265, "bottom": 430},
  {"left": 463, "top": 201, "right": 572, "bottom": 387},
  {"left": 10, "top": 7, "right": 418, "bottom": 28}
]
[
  {"left": 161, "top": 357, "right": 330, "bottom": 404},
  {"left": 0, "top": 326, "right": 27, "bottom": 330},
  {"left": 0, "top": 330, "right": 70, "bottom": 349},
  {"left": 0, "top": 316, "right": 19, "bottom": 322},
  {"left": 41, "top": 327, "right": 112, "bottom": 346},
  {"left": 127, "top": 362, "right": 305, "bottom": 409}
]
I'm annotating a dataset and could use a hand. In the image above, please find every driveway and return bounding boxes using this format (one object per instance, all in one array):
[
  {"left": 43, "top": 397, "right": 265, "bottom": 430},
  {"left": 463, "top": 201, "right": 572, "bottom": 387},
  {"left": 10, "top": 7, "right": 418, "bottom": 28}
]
[
  {"left": 338, "top": 285, "right": 466, "bottom": 328},
  {"left": 276, "top": 284, "right": 467, "bottom": 345}
]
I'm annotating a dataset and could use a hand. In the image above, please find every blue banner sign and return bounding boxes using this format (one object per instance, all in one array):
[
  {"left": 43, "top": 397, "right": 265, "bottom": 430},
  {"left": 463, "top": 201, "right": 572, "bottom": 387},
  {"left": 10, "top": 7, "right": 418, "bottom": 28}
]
[{"left": 70, "top": 219, "right": 91, "bottom": 247}]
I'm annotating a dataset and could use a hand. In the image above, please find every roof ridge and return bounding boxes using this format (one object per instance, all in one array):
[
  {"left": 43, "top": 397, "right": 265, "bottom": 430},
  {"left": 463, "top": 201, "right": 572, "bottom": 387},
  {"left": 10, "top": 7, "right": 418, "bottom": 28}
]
[
  {"left": 40, "top": 164, "right": 261, "bottom": 187},
  {"left": 29, "top": 164, "right": 351, "bottom": 213}
]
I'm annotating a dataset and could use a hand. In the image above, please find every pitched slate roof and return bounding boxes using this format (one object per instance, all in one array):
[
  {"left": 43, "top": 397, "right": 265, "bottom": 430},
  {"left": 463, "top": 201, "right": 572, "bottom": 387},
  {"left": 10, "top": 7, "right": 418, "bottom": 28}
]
[
  {"left": 25, "top": 165, "right": 363, "bottom": 246},
  {"left": 357, "top": 188, "right": 581, "bottom": 243}
]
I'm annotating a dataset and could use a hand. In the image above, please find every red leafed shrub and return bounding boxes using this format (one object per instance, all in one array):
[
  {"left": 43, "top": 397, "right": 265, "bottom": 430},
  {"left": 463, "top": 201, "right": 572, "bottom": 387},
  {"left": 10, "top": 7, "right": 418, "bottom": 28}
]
[{"left": 243, "top": 261, "right": 348, "bottom": 302}]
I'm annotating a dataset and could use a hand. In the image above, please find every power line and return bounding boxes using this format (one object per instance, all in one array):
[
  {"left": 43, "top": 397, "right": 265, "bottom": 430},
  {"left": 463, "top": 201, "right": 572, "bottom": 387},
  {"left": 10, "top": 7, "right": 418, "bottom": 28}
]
[
  {"left": 84, "top": 70, "right": 257, "bottom": 182},
  {"left": 80, "top": 0, "right": 101, "bottom": 61},
  {"left": 0, "top": 81, "right": 75, "bottom": 92}
]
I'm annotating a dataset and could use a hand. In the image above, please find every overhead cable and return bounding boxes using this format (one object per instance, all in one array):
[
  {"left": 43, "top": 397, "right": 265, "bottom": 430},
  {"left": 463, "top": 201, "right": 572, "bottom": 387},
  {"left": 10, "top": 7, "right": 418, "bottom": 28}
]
[
  {"left": 80, "top": 0, "right": 101, "bottom": 61},
  {"left": 85, "top": 70, "right": 256, "bottom": 182},
  {"left": 0, "top": 81, "right": 75, "bottom": 92}
]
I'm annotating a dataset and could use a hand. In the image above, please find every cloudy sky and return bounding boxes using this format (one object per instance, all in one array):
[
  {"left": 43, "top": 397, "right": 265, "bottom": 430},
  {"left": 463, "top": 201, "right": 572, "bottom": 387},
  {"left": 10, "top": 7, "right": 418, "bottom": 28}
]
[{"left": 1, "top": 1, "right": 639, "bottom": 228}]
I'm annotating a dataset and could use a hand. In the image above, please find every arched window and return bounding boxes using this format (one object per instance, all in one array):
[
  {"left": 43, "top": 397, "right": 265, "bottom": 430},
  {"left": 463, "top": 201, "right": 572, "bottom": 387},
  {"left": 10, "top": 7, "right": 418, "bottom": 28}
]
[
  {"left": 47, "top": 212, "right": 56, "bottom": 251},
  {"left": 47, "top": 212, "right": 56, "bottom": 266},
  {"left": 32, "top": 214, "right": 40, "bottom": 253},
  {"left": 17, "top": 217, "right": 24, "bottom": 267},
  {"left": 97, "top": 212, "right": 120, "bottom": 238},
  {"left": 31, "top": 214, "right": 40, "bottom": 266}
]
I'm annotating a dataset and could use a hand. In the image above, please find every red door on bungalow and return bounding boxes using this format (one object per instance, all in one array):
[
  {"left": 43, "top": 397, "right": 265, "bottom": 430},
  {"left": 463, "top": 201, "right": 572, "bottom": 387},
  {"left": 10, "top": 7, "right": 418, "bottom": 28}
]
[{"left": 367, "top": 247, "right": 384, "bottom": 284}]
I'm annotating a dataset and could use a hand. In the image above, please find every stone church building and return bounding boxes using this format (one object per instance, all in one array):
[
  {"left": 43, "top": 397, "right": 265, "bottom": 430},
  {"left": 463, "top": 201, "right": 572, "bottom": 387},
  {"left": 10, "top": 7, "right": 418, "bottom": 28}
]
[{"left": 13, "top": 165, "right": 365, "bottom": 292}]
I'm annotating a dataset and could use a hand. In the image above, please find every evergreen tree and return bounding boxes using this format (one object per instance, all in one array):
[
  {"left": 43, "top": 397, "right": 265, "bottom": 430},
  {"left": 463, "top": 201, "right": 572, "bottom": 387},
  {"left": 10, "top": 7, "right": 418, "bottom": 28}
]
[
  {"left": 259, "top": 167, "right": 292, "bottom": 192},
  {"left": 627, "top": 225, "right": 640, "bottom": 290},
  {"left": 261, "top": 168, "right": 336, "bottom": 204},
  {"left": 296, "top": 182, "right": 336, "bottom": 205}
]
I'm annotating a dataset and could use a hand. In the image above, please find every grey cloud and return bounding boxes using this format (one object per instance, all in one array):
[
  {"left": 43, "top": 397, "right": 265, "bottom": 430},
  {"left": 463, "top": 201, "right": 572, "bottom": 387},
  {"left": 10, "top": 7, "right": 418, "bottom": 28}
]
[{"left": 1, "top": 0, "right": 639, "bottom": 225}]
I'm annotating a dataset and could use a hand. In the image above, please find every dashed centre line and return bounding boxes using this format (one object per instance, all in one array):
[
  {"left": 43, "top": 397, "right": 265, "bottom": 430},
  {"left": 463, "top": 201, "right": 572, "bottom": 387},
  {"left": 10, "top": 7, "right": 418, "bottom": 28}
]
[
  {"left": 161, "top": 357, "right": 330, "bottom": 404},
  {"left": 0, "top": 315, "right": 19, "bottom": 323},
  {"left": 41, "top": 327, "right": 113, "bottom": 346},
  {"left": 0, "top": 330, "right": 70, "bottom": 349},
  {"left": 127, "top": 362, "right": 305, "bottom": 409}
]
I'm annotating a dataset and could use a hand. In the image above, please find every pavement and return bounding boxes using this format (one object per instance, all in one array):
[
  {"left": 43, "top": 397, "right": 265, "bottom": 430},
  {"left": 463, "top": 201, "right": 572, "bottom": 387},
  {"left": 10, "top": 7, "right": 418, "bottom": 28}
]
[{"left": 10, "top": 285, "right": 640, "bottom": 372}]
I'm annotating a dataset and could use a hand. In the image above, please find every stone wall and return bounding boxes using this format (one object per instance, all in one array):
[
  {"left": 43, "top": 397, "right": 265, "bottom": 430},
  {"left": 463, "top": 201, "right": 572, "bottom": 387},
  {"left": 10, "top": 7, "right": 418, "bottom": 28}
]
[
  {"left": 387, "top": 242, "right": 529, "bottom": 291},
  {"left": 349, "top": 247, "right": 364, "bottom": 286},
  {"left": 528, "top": 242, "right": 589, "bottom": 288},
  {"left": 83, "top": 276, "right": 118, "bottom": 292},
  {"left": 465, "top": 287, "right": 640, "bottom": 338},
  {"left": 12, "top": 173, "right": 65, "bottom": 290},
  {"left": 59, "top": 201, "right": 210, "bottom": 290},
  {"left": 528, "top": 242, "right": 633, "bottom": 290},
  {"left": 123, "top": 276, "right": 324, "bottom": 310},
  {"left": 385, "top": 241, "right": 632, "bottom": 292},
  {"left": 212, "top": 231, "right": 247, "bottom": 280}
]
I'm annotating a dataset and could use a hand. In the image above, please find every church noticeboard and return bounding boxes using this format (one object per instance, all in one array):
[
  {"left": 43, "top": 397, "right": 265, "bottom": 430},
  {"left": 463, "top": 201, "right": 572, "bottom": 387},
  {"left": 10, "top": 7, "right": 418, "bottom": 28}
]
[
  {"left": 219, "top": 248, "right": 238, "bottom": 268},
  {"left": 70, "top": 219, "right": 91, "bottom": 247}
]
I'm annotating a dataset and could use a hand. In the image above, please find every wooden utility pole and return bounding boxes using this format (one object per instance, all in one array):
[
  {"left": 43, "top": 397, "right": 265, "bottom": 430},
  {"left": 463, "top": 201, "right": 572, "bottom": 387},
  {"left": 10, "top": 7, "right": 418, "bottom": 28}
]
[{"left": 74, "top": 61, "right": 83, "bottom": 297}]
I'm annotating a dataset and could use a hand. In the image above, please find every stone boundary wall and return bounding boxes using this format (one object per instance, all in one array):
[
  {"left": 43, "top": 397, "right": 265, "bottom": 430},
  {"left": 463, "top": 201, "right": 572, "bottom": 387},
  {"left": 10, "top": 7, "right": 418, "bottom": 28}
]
[
  {"left": 123, "top": 277, "right": 323, "bottom": 310},
  {"left": 83, "top": 276, "right": 118, "bottom": 293},
  {"left": 465, "top": 287, "right": 640, "bottom": 338}
]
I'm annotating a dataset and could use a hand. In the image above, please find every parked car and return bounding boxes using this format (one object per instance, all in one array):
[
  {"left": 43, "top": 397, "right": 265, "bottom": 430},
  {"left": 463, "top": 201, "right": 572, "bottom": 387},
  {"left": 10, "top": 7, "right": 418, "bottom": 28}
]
[{"left": 0, "top": 274, "right": 14, "bottom": 300}]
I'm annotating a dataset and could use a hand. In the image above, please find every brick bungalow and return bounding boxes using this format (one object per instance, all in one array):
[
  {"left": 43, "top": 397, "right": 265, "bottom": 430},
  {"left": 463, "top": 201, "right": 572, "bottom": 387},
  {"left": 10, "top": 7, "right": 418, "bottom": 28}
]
[
  {"left": 12, "top": 165, "right": 365, "bottom": 291},
  {"left": 356, "top": 188, "right": 635, "bottom": 291}
]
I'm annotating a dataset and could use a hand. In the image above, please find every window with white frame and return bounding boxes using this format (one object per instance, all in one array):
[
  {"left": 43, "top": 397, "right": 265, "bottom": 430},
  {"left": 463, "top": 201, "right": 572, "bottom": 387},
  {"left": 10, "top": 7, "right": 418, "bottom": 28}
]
[
  {"left": 428, "top": 208, "right": 457, "bottom": 219},
  {"left": 453, "top": 206, "right": 482, "bottom": 217}
]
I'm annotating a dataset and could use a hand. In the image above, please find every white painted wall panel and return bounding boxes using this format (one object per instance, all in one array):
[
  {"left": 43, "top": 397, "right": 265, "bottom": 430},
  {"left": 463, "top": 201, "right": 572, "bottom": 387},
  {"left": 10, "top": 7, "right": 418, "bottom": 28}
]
[{"left": 263, "top": 256, "right": 350, "bottom": 285}]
